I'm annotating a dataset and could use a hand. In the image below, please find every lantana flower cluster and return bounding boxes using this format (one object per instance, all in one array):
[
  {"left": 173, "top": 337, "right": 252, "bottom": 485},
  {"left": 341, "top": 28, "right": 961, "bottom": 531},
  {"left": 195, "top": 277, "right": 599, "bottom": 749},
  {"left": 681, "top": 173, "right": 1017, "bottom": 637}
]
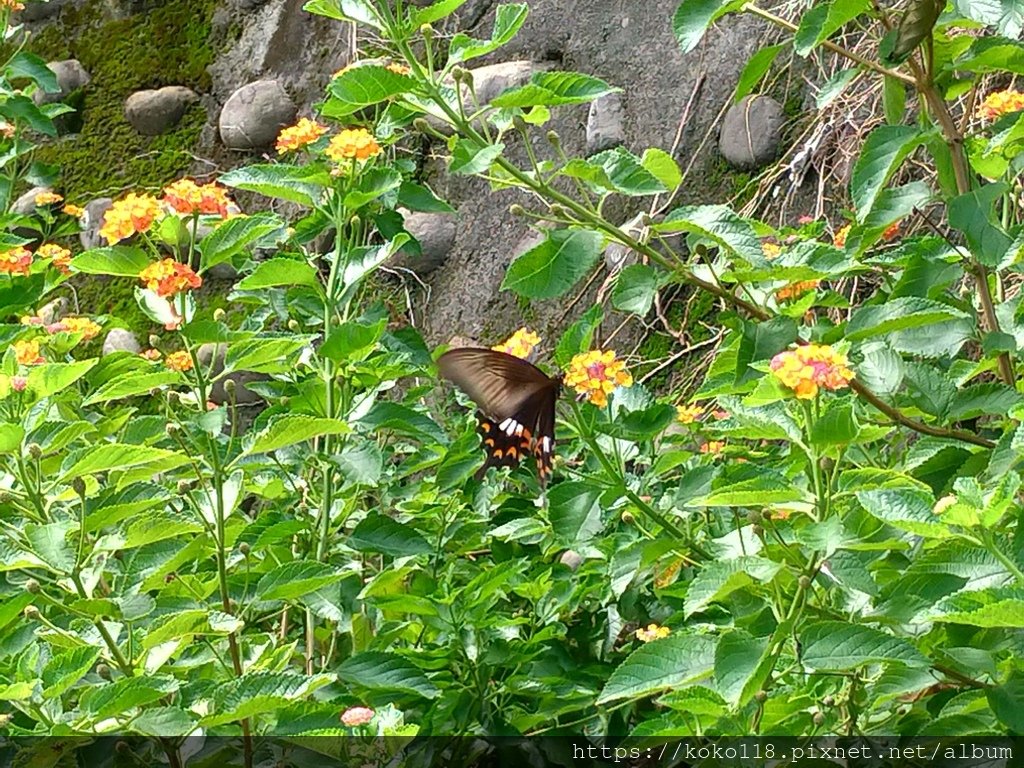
[
  {"left": 99, "top": 193, "right": 162, "bottom": 245},
  {"left": 770, "top": 343, "right": 854, "bottom": 399},
  {"left": 564, "top": 350, "right": 632, "bottom": 408},
  {"left": 139, "top": 258, "right": 202, "bottom": 298},
  {"left": 493, "top": 327, "right": 540, "bottom": 359},
  {"left": 976, "top": 89, "right": 1024, "bottom": 121},
  {"left": 0, "top": 247, "right": 32, "bottom": 276},
  {"left": 162, "top": 179, "right": 235, "bottom": 218},
  {"left": 275, "top": 118, "right": 328, "bottom": 154}
]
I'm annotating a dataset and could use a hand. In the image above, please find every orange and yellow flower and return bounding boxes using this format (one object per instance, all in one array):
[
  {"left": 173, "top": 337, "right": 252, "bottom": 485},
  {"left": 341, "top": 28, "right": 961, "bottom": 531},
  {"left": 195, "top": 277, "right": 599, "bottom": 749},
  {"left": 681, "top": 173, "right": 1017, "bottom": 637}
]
[
  {"left": 34, "top": 191, "right": 63, "bottom": 206},
  {"left": 0, "top": 0, "right": 26, "bottom": 12},
  {"left": 762, "top": 241, "right": 782, "bottom": 260},
  {"left": 833, "top": 224, "right": 851, "bottom": 248},
  {"left": 49, "top": 316, "right": 101, "bottom": 341},
  {"left": 881, "top": 220, "right": 901, "bottom": 242},
  {"left": 37, "top": 243, "right": 73, "bottom": 274},
  {"left": 386, "top": 62, "right": 411, "bottom": 75},
  {"left": 700, "top": 440, "right": 725, "bottom": 455},
  {"left": 13, "top": 339, "right": 43, "bottom": 366},
  {"left": 162, "top": 179, "right": 234, "bottom": 218},
  {"left": 976, "top": 89, "right": 1024, "bottom": 121},
  {"left": 770, "top": 343, "right": 854, "bottom": 399},
  {"left": 635, "top": 624, "right": 670, "bottom": 643},
  {"left": 0, "top": 246, "right": 32, "bottom": 276},
  {"left": 62, "top": 203, "right": 85, "bottom": 218},
  {"left": 564, "top": 349, "right": 632, "bottom": 408},
  {"left": 139, "top": 258, "right": 202, "bottom": 298},
  {"left": 140, "top": 348, "right": 162, "bottom": 361},
  {"left": 492, "top": 327, "right": 540, "bottom": 360},
  {"left": 325, "top": 128, "right": 381, "bottom": 162},
  {"left": 775, "top": 279, "right": 820, "bottom": 301},
  {"left": 164, "top": 350, "right": 194, "bottom": 372},
  {"left": 275, "top": 118, "right": 328, "bottom": 154},
  {"left": 676, "top": 404, "right": 703, "bottom": 424},
  {"left": 99, "top": 193, "right": 162, "bottom": 245}
]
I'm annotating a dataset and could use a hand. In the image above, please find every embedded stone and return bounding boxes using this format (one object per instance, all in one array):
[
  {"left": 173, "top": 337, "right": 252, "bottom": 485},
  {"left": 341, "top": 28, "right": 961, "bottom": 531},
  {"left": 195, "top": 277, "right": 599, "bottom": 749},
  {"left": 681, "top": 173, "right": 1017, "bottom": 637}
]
[
  {"left": 219, "top": 80, "right": 296, "bottom": 150},
  {"left": 388, "top": 211, "right": 457, "bottom": 276},
  {"left": 32, "top": 60, "right": 90, "bottom": 106},
  {"left": 719, "top": 94, "right": 786, "bottom": 170},
  {"left": 38, "top": 297, "right": 68, "bottom": 325},
  {"left": 124, "top": 86, "right": 198, "bottom": 135},
  {"left": 102, "top": 329, "right": 141, "bottom": 356},
  {"left": 11, "top": 187, "right": 55, "bottom": 215},
  {"left": 78, "top": 198, "right": 113, "bottom": 251},
  {"left": 17, "top": 0, "right": 67, "bottom": 22},
  {"left": 586, "top": 92, "right": 625, "bottom": 155}
]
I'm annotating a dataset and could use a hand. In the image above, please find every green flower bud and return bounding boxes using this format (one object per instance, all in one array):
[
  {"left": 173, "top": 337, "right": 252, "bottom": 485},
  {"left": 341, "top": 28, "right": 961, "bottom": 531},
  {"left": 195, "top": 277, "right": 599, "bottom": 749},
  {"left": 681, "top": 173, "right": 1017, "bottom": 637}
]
[
  {"left": 239, "top": 541, "right": 251, "bottom": 556},
  {"left": 812, "top": 711, "right": 825, "bottom": 727},
  {"left": 799, "top": 575, "right": 812, "bottom": 588},
  {"left": 508, "top": 204, "right": 526, "bottom": 217},
  {"left": 287, "top": 319, "right": 300, "bottom": 332},
  {"left": 176, "top": 480, "right": 191, "bottom": 494},
  {"left": 213, "top": 308, "right": 226, "bottom": 322},
  {"left": 24, "top": 605, "right": 40, "bottom": 620},
  {"left": 27, "top": 443, "right": 42, "bottom": 460},
  {"left": 71, "top": 477, "right": 86, "bottom": 497},
  {"left": 96, "top": 663, "right": 111, "bottom": 680},
  {"left": 224, "top": 378, "right": 237, "bottom": 394},
  {"left": 25, "top": 579, "right": 40, "bottom": 594}
]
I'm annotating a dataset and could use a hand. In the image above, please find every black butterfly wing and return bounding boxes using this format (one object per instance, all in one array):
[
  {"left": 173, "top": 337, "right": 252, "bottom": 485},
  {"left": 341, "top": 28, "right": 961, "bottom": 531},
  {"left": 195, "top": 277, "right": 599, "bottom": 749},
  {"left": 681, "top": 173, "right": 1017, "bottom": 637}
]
[{"left": 438, "top": 348, "right": 560, "bottom": 485}]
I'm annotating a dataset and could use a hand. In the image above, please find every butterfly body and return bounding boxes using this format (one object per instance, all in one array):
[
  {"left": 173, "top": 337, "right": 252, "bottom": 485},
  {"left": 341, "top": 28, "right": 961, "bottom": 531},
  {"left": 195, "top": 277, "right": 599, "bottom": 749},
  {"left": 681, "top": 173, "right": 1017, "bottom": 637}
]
[{"left": 437, "top": 348, "right": 561, "bottom": 485}]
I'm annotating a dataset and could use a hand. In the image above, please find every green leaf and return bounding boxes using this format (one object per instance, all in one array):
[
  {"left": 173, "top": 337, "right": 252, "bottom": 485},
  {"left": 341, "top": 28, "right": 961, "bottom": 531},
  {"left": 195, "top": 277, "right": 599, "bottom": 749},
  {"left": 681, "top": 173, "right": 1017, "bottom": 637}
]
[
  {"left": 410, "top": 0, "right": 470, "bottom": 25},
  {"left": 555, "top": 304, "right": 603, "bottom": 367},
  {"left": 122, "top": 510, "right": 203, "bottom": 549},
  {"left": 68, "top": 246, "right": 149, "bottom": 277},
  {"left": 884, "top": 0, "right": 944, "bottom": 63},
  {"left": 199, "top": 213, "right": 284, "bottom": 269},
  {"left": 715, "top": 630, "right": 770, "bottom": 707},
  {"left": 949, "top": 184, "right": 1013, "bottom": 268},
  {"left": 219, "top": 164, "right": 331, "bottom": 207},
  {"left": 501, "top": 228, "right": 603, "bottom": 299},
  {"left": 846, "top": 297, "right": 967, "bottom": 341},
  {"left": 242, "top": 415, "right": 350, "bottom": 457},
  {"left": 588, "top": 147, "right": 668, "bottom": 196},
  {"left": 794, "top": 0, "right": 870, "bottom": 56},
  {"left": 397, "top": 180, "right": 454, "bottom": 213},
  {"left": 203, "top": 672, "right": 335, "bottom": 726},
  {"left": 548, "top": 482, "right": 603, "bottom": 546},
  {"left": 734, "top": 44, "right": 784, "bottom": 100},
  {"left": 0, "top": 682, "right": 36, "bottom": 701},
  {"left": 349, "top": 514, "right": 432, "bottom": 557},
  {"left": 6, "top": 51, "right": 59, "bottom": 93},
  {"left": 449, "top": 3, "right": 528, "bottom": 63},
  {"left": 223, "top": 336, "right": 312, "bottom": 374},
  {"left": 80, "top": 676, "right": 179, "bottom": 720},
  {"left": 27, "top": 522, "right": 75, "bottom": 573},
  {"left": 345, "top": 167, "right": 403, "bottom": 209},
  {"left": 673, "top": 0, "right": 746, "bottom": 53},
  {"left": 810, "top": 401, "right": 859, "bottom": 446},
  {"left": 354, "top": 402, "right": 447, "bottom": 444},
  {"left": 698, "top": 474, "right": 808, "bottom": 506},
  {"left": 303, "top": 0, "right": 382, "bottom": 26},
  {"left": 816, "top": 68, "right": 860, "bottom": 109},
  {"left": 257, "top": 562, "right": 345, "bottom": 601},
  {"left": 42, "top": 646, "right": 101, "bottom": 700},
  {"left": 850, "top": 126, "right": 928, "bottom": 219},
  {"left": 800, "top": 621, "right": 929, "bottom": 670},
  {"left": 449, "top": 139, "right": 505, "bottom": 174},
  {"left": 62, "top": 444, "right": 188, "bottom": 481},
  {"left": 237, "top": 258, "right": 319, "bottom": 290},
  {"left": 656, "top": 205, "right": 765, "bottom": 265},
  {"left": 684, "top": 556, "right": 782, "bottom": 616},
  {"left": 882, "top": 75, "right": 906, "bottom": 124},
  {"left": 954, "top": 0, "right": 1023, "bottom": 37},
  {"left": 128, "top": 707, "right": 198, "bottom": 737},
  {"left": 597, "top": 633, "right": 717, "bottom": 704},
  {"left": 857, "top": 487, "right": 951, "bottom": 538},
  {"left": 83, "top": 370, "right": 185, "bottom": 405},
  {"left": 320, "top": 318, "right": 387, "bottom": 363},
  {"left": 641, "top": 148, "right": 682, "bottom": 190},
  {"left": 612, "top": 264, "right": 663, "bottom": 315},
  {"left": 143, "top": 610, "right": 242, "bottom": 649},
  {"left": 930, "top": 587, "right": 1024, "bottom": 627},
  {"left": 324, "top": 65, "right": 413, "bottom": 118},
  {"left": 0, "top": 94, "right": 55, "bottom": 136},
  {"left": 338, "top": 651, "right": 439, "bottom": 698},
  {"left": 0, "top": 422, "right": 24, "bottom": 453},
  {"left": 598, "top": 403, "right": 677, "bottom": 441},
  {"left": 490, "top": 71, "right": 620, "bottom": 108},
  {"left": 25, "top": 359, "right": 96, "bottom": 400}
]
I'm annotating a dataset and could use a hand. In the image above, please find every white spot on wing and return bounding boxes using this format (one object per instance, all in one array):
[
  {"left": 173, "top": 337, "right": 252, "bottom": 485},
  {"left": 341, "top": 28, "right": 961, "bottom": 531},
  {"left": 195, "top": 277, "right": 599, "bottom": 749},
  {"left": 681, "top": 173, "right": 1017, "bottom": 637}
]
[
  {"left": 498, "top": 418, "right": 512, "bottom": 431},
  {"left": 504, "top": 420, "right": 519, "bottom": 435}
]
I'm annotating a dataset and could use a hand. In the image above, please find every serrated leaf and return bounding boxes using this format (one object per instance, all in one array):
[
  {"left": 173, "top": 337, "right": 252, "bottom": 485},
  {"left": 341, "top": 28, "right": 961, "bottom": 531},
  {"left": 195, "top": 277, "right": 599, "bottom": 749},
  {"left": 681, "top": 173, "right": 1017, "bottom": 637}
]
[
  {"left": 42, "top": 646, "right": 101, "bottom": 700},
  {"left": 794, "top": 0, "right": 870, "bottom": 56},
  {"left": 83, "top": 371, "right": 185, "bottom": 405},
  {"left": 198, "top": 213, "right": 284, "bottom": 269},
  {"left": 257, "top": 562, "right": 345, "bottom": 601},
  {"left": 857, "top": 487, "right": 951, "bottom": 538},
  {"left": 548, "top": 482, "right": 603, "bottom": 546},
  {"left": 62, "top": 444, "right": 188, "bottom": 481},
  {"left": 449, "top": 3, "right": 528, "bottom": 63},
  {"left": 242, "top": 415, "right": 350, "bottom": 457},
  {"left": 673, "top": 0, "right": 746, "bottom": 53},
  {"left": 930, "top": 588, "right": 1024, "bottom": 627},
  {"left": 597, "top": 632, "right": 716, "bottom": 704},
  {"left": 714, "top": 630, "right": 770, "bottom": 707},
  {"left": 684, "top": 556, "right": 782, "bottom": 616},
  {"left": 219, "top": 164, "right": 330, "bottom": 207},
  {"left": 612, "top": 264, "right": 663, "bottom": 315},
  {"left": 26, "top": 360, "right": 96, "bottom": 399},
  {"left": 501, "top": 228, "right": 603, "bottom": 299},
  {"left": 846, "top": 297, "right": 967, "bottom": 340},
  {"left": 348, "top": 514, "right": 431, "bottom": 557},
  {"left": 734, "top": 44, "right": 784, "bottom": 101},
  {"left": 70, "top": 246, "right": 150, "bottom": 277},
  {"left": 490, "top": 71, "right": 619, "bottom": 108},
  {"left": 850, "top": 126, "right": 927, "bottom": 219},
  {"left": 656, "top": 204, "right": 765, "bottom": 265},
  {"left": 800, "top": 621, "right": 929, "bottom": 670},
  {"left": 236, "top": 258, "right": 319, "bottom": 290},
  {"left": 80, "top": 676, "right": 179, "bottom": 720},
  {"left": 203, "top": 672, "right": 335, "bottom": 726},
  {"left": 338, "top": 652, "right": 439, "bottom": 698}
]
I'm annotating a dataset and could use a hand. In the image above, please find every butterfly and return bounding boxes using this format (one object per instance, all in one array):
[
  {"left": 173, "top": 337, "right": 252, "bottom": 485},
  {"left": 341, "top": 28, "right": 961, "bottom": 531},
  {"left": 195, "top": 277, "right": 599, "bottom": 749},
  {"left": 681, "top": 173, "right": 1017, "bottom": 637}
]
[{"left": 437, "top": 347, "right": 562, "bottom": 485}]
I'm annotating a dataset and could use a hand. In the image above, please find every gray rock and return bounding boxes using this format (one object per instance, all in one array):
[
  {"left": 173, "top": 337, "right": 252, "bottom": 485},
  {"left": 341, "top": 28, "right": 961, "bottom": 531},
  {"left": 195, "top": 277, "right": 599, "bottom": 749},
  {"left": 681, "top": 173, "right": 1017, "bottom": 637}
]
[
  {"left": 463, "top": 60, "right": 543, "bottom": 106},
  {"left": 719, "top": 94, "right": 786, "bottom": 170},
  {"left": 197, "top": 343, "right": 266, "bottom": 406},
  {"left": 102, "top": 329, "right": 141, "bottom": 356},
  {"left": 586, "top": 92, "right": 625, "bottom": 155},
  {"left": 559, "top": 550, "right": 583, "bottom": 571},
  {"left": 389, "top": 211, "right": 457, "bottom": 276},
  {"left": 11, "top": 187, "right": 55, "bottom": 215},
  {"left": 124, "top": 86, "right": 198, "bottom": 135},
  {"left": 32, "top": 60, "right": 90, "bottom": 106},
  {"left": 79, "top": 198, "right": 113, "bottom": 251},
  {"left": 218, "top": 80, "right": 296, "bottom": 150},
  {"left": 38, "top": 297, "right": 67, "bottom": 325},
  {"left": 17, "top": 0, "right": 67, "bottom": 22}
]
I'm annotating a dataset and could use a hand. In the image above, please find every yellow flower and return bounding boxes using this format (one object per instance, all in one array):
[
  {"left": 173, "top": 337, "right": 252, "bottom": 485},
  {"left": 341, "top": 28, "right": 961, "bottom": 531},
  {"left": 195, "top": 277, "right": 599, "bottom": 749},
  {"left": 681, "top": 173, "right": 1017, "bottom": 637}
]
[
  {"left": 775, "top": 279, "right": 820, "bottom": 302},
  {"left": 492, "top": 327, "right": 540, "bottom": 359},
  {"left": 139, "top": 258, "right": 202, "bottom": 298},
  {"left": 700, "top": 440, "right": 725, "bottom": 455},
  {"left": 164, "top": 350, "right": 194, "bottom": 372},
  {"left": 162, "top": 179, "right": 233, "bottom": 218},
  {"left": 99, "top": 193, "right": 162, "bottom": 245},
  {"left": 762, "top": 242, "right": 781, "bottom": 260},
  {"left": 37, "top": 243, "right": 73, "bottom": 274},
  {"left": 0, "top": 246, "right": 32, "bottom": 276},
  {"left": 13, "top": 339, "right": 43, "bottom": 366},
  {"left": 0, "top": 0, "right": 26, "bottom": 11},
  {"left": 564, "top": 349, "right": 632, "bottom": 408},
  {"left": 62, "top": 203, "right": 85, "bottom": 218},
  {"left": 275, "top": 117, "right": 328, "bottom": 154},
  {"left": 833, "top": 224, "right": 851, "bottom": 248},
  {"left": 325, "top": 128, "right": 382, "bottom": 162},
  {"left": 770, "top": 343, "right": 854, "bottom": 399},
  {"left": 635, "top": 624, "right": 670, "bottom": 643},
  {"left": 976, "top": 89, "right": 1024, "bottom": 121},
  {"left": 933, "top": 495, "right": 957, "bottom": 516},
  {"left": 386, "top": 62, "right": 411, "bottom": 75},
  {"left": 50, "top": 316, "right": 101, "bottom": 341},
  {"left": 676, "top": 404, "right": 703, "bottom": 424},
  {"left": 34, "top": 191, "right": 63, "bottom": 206}
]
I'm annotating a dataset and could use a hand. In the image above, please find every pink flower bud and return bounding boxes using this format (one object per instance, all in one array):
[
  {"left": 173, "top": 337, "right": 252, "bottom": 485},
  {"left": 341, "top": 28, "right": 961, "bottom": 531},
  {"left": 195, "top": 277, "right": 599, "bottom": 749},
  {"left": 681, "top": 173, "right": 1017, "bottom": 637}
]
[
  {"left": 340, "top": 706, "right": 375, "bottom": 727},
  {"left": 11, "top": 376, "right": 26, "bottom": 392}
]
